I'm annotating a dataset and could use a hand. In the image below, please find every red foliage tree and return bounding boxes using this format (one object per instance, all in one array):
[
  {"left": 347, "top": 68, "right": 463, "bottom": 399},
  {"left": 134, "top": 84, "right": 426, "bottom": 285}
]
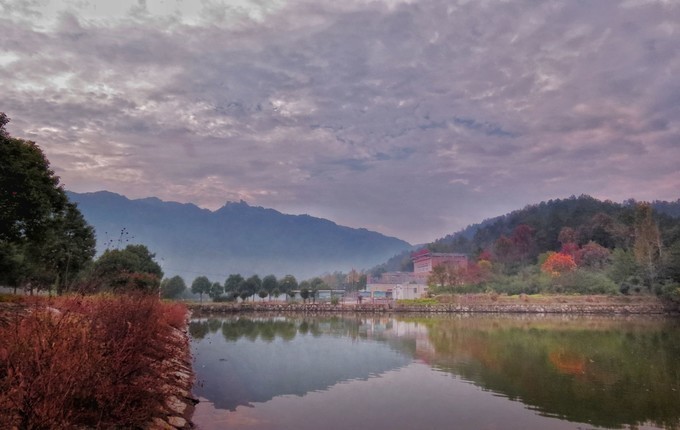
[{"left": 541, "top": 252, "right": 577, "bottom": 277}]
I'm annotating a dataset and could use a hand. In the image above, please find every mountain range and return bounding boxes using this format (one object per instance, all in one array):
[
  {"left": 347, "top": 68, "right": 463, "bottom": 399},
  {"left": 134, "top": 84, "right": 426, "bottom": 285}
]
[{"left": 67, "top": 191, "right": 412, "bottom": 281}]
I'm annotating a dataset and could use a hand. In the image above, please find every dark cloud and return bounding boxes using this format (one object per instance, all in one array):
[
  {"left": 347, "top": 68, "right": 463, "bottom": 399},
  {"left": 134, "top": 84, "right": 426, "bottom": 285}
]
[{"left": 1, "top": 0, "right": 679, "bottom": 243}]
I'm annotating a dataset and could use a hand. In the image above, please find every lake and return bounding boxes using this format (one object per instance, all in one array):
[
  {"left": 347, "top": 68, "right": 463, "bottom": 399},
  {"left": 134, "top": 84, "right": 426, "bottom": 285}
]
[{"left": 189, "top": 313, "right": 680, "bottom": 430}]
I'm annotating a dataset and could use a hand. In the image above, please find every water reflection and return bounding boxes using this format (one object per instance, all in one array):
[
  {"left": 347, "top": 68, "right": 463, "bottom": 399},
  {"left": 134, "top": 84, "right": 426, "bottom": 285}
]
[
  {"left": 191, "top": 316, "right": 411, "bottom": 411},
  {"left": 190, "top": 314, "right": 680, "bottom": 429},
  {"left": 418, "top": 315, "right": 680, "bottom": 429}
]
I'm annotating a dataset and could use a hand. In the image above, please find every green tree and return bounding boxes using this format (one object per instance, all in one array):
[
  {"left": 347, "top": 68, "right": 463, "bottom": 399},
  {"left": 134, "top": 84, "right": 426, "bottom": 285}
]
[
  {"left": 241, "top": 275, "right": 261, "bottom": 302},
  {"left": 191, "top": 276, "right": 211, "bottom": 303},
  {"left": 310, "top": 277, "right": 325, "bottom": 303},
  {"left": 257, "top": 289, "right": 268, "bottom": 300},
  {"left": 262, "top": 274, "right": 278, "bottom": 300},
  {"left": 92, "top": 244, "right": 163, "bottom": 293},
  {"left": 662, "top": 241, "right": 680, "bottom": 283},
  {"left": 0, "top": 115, "right": 66, "bottom": 244},
  {"left": 209, "top": 282, "right": 224, "bottom": 301},
  {"left": 224, "top": 274, "right": 244, "bottom": 300},
  {"left": 0, "top": 114, "right": 96, "bottom": 292},
  {"left": 299, "top": 287, "right": 310, "bottom": 303},
  {"left": 46, "top": 202, "right": 96, "bottom": 294},
  {"left": 299, "top": 280, "right": 311, "bottom": 303},
  {"left": 608, "top": 248, "right": 639, "bottom": 290},
  {"left": 279, "top": 275, "right": 298, "bottom": 300},
  {"left": 160, "top": 275, "right": 187, "bottom": 299}
]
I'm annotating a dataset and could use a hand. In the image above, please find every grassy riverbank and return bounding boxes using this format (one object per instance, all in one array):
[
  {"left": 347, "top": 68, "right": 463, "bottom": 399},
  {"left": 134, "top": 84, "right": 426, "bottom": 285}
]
[{"left": 0, "top": 294, "right": 195, "bottom": 429}]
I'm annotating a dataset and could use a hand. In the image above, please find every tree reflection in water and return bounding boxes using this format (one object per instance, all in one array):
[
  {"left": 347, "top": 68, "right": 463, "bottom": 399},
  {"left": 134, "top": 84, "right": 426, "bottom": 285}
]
[{"left": 190, "top": 314, "right": 680, "bottom": 429}]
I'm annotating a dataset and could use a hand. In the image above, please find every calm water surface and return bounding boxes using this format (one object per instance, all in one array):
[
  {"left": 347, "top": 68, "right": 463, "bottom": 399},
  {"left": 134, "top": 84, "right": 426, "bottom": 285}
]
[{"left": 189, "top": 314, "right": 680, "bottom": 430}]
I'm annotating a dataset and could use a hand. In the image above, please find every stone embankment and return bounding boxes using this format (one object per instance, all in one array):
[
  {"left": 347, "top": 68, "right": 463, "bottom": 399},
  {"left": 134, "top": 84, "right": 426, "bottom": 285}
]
[
  {"left": 189, "top": 298, "right": 677, "bottom": 315},
  {"left": 148, "top": 325, "right": 198, "bottom": 430}
]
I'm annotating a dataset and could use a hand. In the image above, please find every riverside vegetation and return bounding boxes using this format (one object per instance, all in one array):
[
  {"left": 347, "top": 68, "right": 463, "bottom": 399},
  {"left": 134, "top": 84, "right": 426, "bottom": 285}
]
[
  {"left": 1, "top": 113, "right": 195, "bottom": 428},
  {"left": 375, "top": 195, "right": 680, "bottom": 304},
  {"left": 0, "top": 294, "right": 192, "bottom": 429}
]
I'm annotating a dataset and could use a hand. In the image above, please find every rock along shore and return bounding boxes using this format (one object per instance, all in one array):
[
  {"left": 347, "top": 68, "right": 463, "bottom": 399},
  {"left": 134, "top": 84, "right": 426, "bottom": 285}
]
[
  {"left": 147, "top": 323, "right": 198, "bottom": 430},
  {"left": 188, "top": 297, "right": 678, "bottom": 315}
]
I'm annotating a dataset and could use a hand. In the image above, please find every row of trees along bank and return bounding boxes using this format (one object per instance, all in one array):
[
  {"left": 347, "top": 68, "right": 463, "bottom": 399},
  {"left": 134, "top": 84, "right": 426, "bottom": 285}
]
[{"left": 162, "top": 270, "right": 368, "bottom": 303}]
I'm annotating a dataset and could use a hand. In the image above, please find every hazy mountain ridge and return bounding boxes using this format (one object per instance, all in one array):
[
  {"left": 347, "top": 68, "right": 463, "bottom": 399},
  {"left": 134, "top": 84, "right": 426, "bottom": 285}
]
[{"left": 67, "top": 191, "right": 411, "bottom": 280}]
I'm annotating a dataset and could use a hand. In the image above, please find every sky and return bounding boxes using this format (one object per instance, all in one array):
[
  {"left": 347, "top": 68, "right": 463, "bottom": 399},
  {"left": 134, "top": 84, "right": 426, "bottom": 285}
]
[{"left": 2, "top": 0, "right": 679, "bottom": 244}]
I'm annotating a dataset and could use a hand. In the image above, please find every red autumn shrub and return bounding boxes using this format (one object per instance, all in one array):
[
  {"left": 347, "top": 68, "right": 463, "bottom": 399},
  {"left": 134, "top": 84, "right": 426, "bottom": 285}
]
[
  {"left": 163, "top": 301, "right": 189, "bottom": 330},
  {"left": 541, "top": 252, "right": 577, "bottom": 277},
  {"left": 0, "top": 294, "right": 188, "bottom": 429}
]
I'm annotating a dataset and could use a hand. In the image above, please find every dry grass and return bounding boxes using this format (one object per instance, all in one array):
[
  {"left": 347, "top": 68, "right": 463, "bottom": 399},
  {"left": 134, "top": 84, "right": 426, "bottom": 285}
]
[{"left": 0, "top": 294, "right": 187, "bottom": 429}]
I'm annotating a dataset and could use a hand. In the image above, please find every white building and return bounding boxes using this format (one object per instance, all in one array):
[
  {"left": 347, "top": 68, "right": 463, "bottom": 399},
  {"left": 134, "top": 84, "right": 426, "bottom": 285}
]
[{"left": 366, "top": 249, "right": 468, "bottom": 300}]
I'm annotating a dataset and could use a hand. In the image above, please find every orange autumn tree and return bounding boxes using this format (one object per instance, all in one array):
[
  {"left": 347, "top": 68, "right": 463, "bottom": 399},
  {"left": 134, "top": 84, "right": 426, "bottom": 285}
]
[{"left": 541, "top": 252, "right": 577, "bottom": 277}]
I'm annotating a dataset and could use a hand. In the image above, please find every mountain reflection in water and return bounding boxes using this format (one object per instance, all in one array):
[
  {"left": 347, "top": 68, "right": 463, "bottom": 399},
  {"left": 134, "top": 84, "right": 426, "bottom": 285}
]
[
  {"left": 190, "top": 314, "right": 680, "bottom": 430},
  {"left": 190, "top": 316, "right": 411, "bottom": 411}
]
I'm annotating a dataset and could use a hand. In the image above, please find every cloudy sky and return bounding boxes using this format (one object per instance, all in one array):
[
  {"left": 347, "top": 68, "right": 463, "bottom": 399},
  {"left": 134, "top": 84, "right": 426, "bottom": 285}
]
[{"left": 2, "top": 0, "right": 679, "bottom": 244}]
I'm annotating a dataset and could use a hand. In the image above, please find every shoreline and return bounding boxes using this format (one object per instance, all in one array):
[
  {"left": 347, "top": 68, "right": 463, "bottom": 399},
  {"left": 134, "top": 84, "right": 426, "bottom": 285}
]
[
  {"left": 149, "top": 322, "right": 198, "bottom": 430},
  {"left": 188, "top": 295, "right": 679, "bottom": 315},
  {"left": 2, "top": 294, "right": 675, "bottom": 429},
  {"left": 0, "top": 298, "right": 199, "bottom": 430}
]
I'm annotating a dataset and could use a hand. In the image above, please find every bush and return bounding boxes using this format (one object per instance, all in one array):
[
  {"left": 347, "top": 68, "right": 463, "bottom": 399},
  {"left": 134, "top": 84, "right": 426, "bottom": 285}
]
[
  {"left": 0, "top": 295, "right": 187, "bottom": 429},
  {"left": 548, "top": 269, "right": 619, "bottom": 295},
  {"left": 656, "top": 282, "right": 680, "bottom": 303},
  {"left": 483, "top": 273, "right": 549, "bottom": 295}
]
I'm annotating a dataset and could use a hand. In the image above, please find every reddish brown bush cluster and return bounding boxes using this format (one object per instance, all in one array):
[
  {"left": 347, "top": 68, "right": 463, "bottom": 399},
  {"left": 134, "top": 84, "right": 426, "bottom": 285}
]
[{"left": 0, "top": 295, "right": 187, "bottom": 429}]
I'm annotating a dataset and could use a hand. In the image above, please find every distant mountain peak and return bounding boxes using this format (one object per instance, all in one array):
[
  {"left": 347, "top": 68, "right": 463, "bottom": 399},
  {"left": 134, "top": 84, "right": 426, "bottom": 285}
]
[
  {"left": 67, "top": 190, "right": 412, "bottom": 280},
  {"left": 223, "top": 199, "right": 249, "bottom": 207}
]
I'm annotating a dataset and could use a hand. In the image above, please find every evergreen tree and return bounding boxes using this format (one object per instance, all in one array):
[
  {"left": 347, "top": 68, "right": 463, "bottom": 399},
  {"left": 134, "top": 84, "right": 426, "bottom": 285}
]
[{"left": 0, "top": 113, "right": 96, "bottom": 292}]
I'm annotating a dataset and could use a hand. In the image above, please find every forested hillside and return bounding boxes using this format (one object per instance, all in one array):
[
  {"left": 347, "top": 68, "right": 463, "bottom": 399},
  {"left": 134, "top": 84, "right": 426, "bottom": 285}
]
[
  {"left": 430, "top": 196, "right": 678, "bottom": 254},
  {"left": 374, "top": 195, "right": 680, "bottom": 299}
]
